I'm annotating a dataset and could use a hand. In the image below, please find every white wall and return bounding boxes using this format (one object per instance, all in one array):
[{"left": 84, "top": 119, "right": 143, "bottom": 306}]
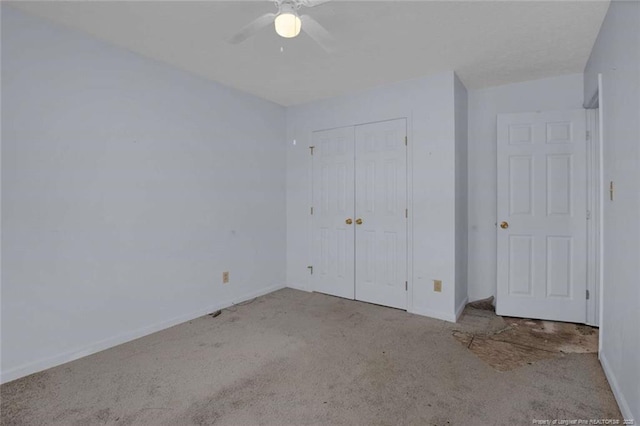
[
  {"left": 286, "top": 72, "right": 463, "bottom": 321},
  {"left": 1, "top": 7, "right": 286, "bottom": 383},
  {"left": 583, "top": 1, "right": 640, "bottom": 420},
  {"left": 454, "top": 75, "right": 468, "bottom": 317},
  {"left": 467, "top": 73, "right": 584, "bottom": 302}
]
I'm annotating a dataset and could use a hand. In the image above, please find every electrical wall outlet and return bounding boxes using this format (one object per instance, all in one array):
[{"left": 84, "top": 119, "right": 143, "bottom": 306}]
[
  {"left": 433, "top": 279, "right": 442, "bottom": 292},
  {"left": 222, "top": 271, "right": 229, "bottom": 284}
]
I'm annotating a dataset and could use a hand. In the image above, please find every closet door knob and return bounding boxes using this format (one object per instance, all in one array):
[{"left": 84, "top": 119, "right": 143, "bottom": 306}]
[
  {"left": 500, "top": 221, "right": 509, "bottom": 229},
  {"left": 345, "top": 218, "right": 353, "bottom": 225},
  {"left": 355, "top": 218, "right": 363, "bottom": 225}
]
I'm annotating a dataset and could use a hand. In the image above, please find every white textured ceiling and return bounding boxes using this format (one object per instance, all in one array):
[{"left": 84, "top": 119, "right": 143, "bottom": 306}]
[{"left": 9, "top": 1, "right": 610, "bottom": 106}]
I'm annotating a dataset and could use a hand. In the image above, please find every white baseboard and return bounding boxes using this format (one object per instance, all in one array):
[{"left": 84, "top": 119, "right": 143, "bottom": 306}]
[
  {"left": 1, "top": 284, "right": 285, "bottom": 384},
  {"left": 286, "top": 283, "right": 311, "bottom": 292},
  {"left": 455, "top": 297, "right": 468, "bottom": 322},
  {"left": 410, "top": 306, "right": 457, "bottom": 323},
  {"left": 600, "top": 351, "right": 635, "bottom": 421}
]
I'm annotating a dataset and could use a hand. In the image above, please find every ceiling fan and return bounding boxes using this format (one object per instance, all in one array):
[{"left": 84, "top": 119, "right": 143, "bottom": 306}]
[{"left": 229, "top": 0, "right": 335, "bottom": 52}]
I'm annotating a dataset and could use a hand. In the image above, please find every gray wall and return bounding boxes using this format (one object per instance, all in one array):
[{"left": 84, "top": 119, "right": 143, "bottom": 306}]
[
  {"left": 285, "top": 72, "right": 463, "bottom": 321},
  {"left": 466, "top": 73, "right": 584, "bottom": 302},
  {"left": 1, "top": 7, "right": 286, "bottom": 382},
  {"left": 583, "top": 0, "right": 640, "bottom": 420}
]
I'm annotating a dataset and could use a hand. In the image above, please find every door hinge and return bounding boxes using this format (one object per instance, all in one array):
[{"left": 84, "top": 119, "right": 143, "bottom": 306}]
[
  {"left": 586, "top": 289, "right": 590, "bottom": 300},
  {"left": 310, "top": 206, "right": 314, "bottom": 215},
  {"left": 610, "top": 181, "right": 615, "bottom": 201},
  {"left": 405, "top": 208, "right": 408, "bottom": 218},
  {"left": 586, "top": 130, "right": 591, "bottom": 141},
  {"left": 587, "top": 210, "right": 591, "bottom": 220},
  {"left": 404, "top": 136, "right": 408, "bottom": 146},
  {"left": 405, "top": 281, "right": 408, "bottom": 291},
  {"left": 309, "top": 146, "right": 315, "bottom": 155},
  {"left": 307, "top": 265, "right": 313, "bottom": 275}
]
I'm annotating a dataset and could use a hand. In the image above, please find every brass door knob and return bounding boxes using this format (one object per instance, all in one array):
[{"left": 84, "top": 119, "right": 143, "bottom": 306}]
[
  {"left": 500, "top": 221, "right": 509, "bottom": 229},
  {"left": 355, "top": 218, "right": 363, "bottom": 225},
  {"left": 346, "top": 218, "right": 353, "bottom": 225}
]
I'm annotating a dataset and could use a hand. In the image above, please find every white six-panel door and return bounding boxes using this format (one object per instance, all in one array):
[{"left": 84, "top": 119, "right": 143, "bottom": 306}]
[
  {"left": 496, "top": 110, "right": 587, "bottom": 323},
  {"left": 311, "top": 119, "right": 407, "bottom": 310},
  {"left": 312, "top": 127, "right": 356, "bottom": 300},
  {"left": 354, "top": 119, "right": 408, "bottom": 309}
]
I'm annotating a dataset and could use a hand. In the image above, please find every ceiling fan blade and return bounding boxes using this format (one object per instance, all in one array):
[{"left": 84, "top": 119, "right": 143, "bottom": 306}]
[
  {"left": 229, "top": 13, "right": 276, "bottom": 44},
  {"left": 300, "top": 15, "right": 336, "bottom": 53},
  {"left": 300, "top": 0, "right": 332, "bottom": 7}
]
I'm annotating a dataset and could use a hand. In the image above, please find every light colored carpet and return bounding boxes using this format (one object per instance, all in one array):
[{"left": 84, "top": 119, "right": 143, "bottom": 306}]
[{"left": 1, "top": 288, "right": 621, "bottom": 425}]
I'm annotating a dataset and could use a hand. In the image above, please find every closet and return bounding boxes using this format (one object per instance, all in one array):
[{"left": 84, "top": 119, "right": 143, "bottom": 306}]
[{"left": 311, "top": 118, "right": 408, "bottom": 309}]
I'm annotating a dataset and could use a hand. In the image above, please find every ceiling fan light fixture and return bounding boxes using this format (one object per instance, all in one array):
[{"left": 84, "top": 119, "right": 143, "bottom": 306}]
[{"left": 274, "top": 7, "right": 301, "bottom": 38}]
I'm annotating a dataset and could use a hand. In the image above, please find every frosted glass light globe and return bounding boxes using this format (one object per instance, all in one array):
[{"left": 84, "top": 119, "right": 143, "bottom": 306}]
[{"left": 275, "top": 12, "right": 301, "bottom": 38}]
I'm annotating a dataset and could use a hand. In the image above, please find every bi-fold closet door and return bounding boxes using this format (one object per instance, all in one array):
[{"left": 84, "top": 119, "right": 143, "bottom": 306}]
[{"left": 311, "top": 118, "right": 408, "bottom": 310}]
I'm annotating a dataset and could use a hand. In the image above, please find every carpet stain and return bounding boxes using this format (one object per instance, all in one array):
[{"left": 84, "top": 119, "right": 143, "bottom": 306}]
[
  {"left": 453, "top": 307, "right": 598, "bottom": 371},
  {"left": 180, "top": 368, "right": 275, "bottom": 425},
  {"left": 188, "top": 398, "right": 222, "bottom": 426}
]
